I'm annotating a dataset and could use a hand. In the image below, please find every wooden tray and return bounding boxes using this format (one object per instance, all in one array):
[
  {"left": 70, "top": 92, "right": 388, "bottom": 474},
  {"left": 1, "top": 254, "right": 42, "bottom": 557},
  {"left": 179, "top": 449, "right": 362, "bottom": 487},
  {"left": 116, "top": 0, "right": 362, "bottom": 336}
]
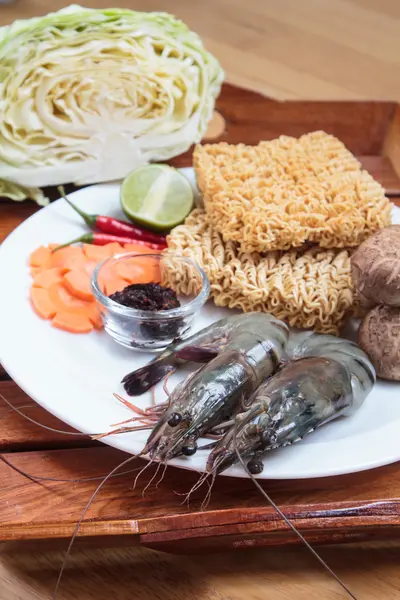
[{"left": 1, "top": 83, "right": 400, "bottom": 554}]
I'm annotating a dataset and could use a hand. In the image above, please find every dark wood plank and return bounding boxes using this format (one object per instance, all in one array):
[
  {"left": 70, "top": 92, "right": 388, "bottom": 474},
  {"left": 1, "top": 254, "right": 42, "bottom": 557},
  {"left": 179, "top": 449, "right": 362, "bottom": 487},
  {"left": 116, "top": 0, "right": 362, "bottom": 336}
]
[
  {"left": 0, "top": 366, "right": 9, "bottom": 381},
  {"left": 1, "top": 446, "right": 400, "bottom": 551},
  {"left": 0, "top": 381, "right": 92, "bottom": 451},
  {"left": 384, "top": 104, "right": 400, "bottom": 183},
  {"left": 171, "top": 84, "right": 396, "bottom": 159},
  {"left": 216, "top": 86, "right": 396, "bottom": 155},
  {"left": 0, "top": 201, "right": 39, "bottom": 243},
  {"left": 358, "top": 156, "right": 400, "bottom": 196},
  {"left": 1, "top": 86, "right": 400, "bottom": 554}
]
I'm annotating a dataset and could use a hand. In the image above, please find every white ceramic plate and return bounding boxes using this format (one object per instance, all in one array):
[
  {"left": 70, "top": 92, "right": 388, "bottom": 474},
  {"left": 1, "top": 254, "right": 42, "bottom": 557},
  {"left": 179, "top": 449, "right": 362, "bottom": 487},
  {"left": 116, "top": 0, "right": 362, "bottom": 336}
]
[{"left": 0, "top": 173, "right": 399, "bottom": 479}]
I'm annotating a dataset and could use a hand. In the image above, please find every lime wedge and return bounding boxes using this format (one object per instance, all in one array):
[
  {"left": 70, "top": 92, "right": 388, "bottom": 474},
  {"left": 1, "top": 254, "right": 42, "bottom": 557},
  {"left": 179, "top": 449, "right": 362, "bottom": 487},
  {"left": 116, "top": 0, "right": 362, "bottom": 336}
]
[{"left": 121, "top": 164, "right": 194, "bottom": 232}]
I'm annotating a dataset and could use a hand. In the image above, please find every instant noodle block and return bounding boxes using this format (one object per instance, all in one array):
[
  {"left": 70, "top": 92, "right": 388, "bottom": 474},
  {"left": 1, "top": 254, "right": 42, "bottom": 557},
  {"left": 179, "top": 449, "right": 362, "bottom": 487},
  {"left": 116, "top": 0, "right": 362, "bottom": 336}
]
[
  {"left": 193, "top": 131, "right": 392, "bottom": 253},
  {"left": 166, "top": 209, "right": 355, "bottom": 334}
]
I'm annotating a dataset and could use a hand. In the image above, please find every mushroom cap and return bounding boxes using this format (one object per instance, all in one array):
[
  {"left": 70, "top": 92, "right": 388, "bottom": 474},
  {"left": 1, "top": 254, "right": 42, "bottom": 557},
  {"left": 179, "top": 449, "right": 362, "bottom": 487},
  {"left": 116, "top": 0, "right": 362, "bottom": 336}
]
[
  {"left": 351, "top": 225, "right": 400, "bottom": 307},
  {"left": 358, "top": 305, "right": 400, "bottom": 381}
]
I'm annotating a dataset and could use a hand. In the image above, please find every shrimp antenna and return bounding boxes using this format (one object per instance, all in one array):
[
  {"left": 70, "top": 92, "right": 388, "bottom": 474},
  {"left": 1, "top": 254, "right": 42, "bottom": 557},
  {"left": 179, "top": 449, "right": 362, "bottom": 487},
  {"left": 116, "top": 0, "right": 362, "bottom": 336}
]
[
  {"left": 142, "top": 461, "right": 162, "bottom": 496},
  {"left": 232, "top": 425, "right": 359, "bottom": 600},
  {"left": 0, "top": 454, "right": 143, "bottom": 484},
  {"left": 52, "top": 453, "right": 140, "bottom": 600},
  {"left": 0, "top": 392, "right": 102, "bottom": 436},
  {"left": 155, "top": 462, "right": 168, "bottom": 488}
]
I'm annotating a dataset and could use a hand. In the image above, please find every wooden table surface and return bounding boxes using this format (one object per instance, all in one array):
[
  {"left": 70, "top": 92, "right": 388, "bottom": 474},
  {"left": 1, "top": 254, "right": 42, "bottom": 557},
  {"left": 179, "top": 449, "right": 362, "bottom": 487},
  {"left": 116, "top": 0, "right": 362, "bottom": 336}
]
[{"left": 2, "top": 1, "right": 400, "bottom": 599}]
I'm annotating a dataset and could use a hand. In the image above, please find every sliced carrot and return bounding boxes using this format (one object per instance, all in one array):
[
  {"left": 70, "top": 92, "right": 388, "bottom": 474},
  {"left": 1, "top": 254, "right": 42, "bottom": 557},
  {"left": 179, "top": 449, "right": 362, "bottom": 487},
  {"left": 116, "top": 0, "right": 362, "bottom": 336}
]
[
  {"left": 82, "top": 243, "right": 110, "bottom": 262},
  {"left": 115, "top": 257, "right": 161, "bottom": 285},
  {"left": 115, "top": 260, "right": 145, "bottom": 283},
  {"left": 114, "top": 261, "right": 157, "bottom": 284},
  {"left": 82, "top": 259, "right": 98, "bottom": 277},
  {"left": 48, "top": 280, "right": 98, "bottom": 318},
  {"left": 29, "top": 244, "right": 105, "bottom": 334},
  {"left": 52, "top": 312, "right": 93, "bottom": 334},
  {"left": 30, "top": 287, "right": 57, "bottom": 319},
  {"left": 30, "top": 266, "right": 43, "bottom": 277},
  {"left": 102, "top": 242, "right": 123, "bottom": 256},
  {"left": 96, "top": 261, "right": 129, "bottom": 295},
  {"left": 32, "top": 267, "right": 65, "bottom": 290},
  {"left": 63, "top": 270, "right": 94, "bottom": 301},
  {"left": 104, "top": 276, "right": 129, "bottom": 296},
  {"left": 50, "top": 246, "right": 86, "bottom": 271},
  {"left": 96, "top": 261, "right": 113, "bottom": 294},
  {"left": 97, "top": 270, "right": 107, "bottom": 295},
  {"left": 123, "top": 243, "right": 159, "bottom": 255},
  {"left": 29, "top": 246, "right": 52, "bottom": 269},
  {"left": 89, "top": 309, "right": 103, "bottom": 329}
]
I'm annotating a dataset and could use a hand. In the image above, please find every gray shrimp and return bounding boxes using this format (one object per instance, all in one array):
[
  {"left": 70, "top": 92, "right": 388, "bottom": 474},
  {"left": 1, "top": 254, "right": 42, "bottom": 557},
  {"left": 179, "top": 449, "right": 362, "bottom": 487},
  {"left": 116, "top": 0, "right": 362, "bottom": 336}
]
[
  {"left": 142, "top": 313, "right": 289, "bottom": 461},
  {"left": 207, "top": 333, "right": 376, "bottom": 475},
  {"left": 122, "top": 313, "right": 259, "bottom": 396}
]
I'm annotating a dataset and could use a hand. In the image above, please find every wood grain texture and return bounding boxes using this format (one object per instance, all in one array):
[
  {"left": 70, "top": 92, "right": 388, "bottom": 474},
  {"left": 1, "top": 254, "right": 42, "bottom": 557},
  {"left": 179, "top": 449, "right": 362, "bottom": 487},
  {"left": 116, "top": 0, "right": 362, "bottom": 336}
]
[
  {"left": 1, "top": 0, "right": 400, "bottom": 101},
  {"left": 0, "top": 381, "right": 92, "bottom": 451},
  {"left": 2, "top": 542, "right": 400, "bottom": 600},
  {"left": 2, "top": 445, "right": 400, "bottom": 550}
]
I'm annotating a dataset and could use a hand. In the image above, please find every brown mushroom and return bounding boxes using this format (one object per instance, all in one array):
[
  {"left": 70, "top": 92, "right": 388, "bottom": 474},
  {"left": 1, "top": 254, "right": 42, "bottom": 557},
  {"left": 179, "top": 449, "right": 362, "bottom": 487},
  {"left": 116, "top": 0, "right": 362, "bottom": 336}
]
[
  {"left": 358, "top": 305, "right": 400, "bottom": 381},
  {"left": 351, "top": 225, "right": 400, "bottom": 307}
]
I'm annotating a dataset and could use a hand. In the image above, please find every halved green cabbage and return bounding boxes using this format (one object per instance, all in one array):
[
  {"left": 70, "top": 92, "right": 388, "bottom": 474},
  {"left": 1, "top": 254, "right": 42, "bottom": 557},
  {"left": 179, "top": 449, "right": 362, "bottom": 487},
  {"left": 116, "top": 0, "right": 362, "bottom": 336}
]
[{"left": 0, "top": 5, "right": 223, "bottom": 201}]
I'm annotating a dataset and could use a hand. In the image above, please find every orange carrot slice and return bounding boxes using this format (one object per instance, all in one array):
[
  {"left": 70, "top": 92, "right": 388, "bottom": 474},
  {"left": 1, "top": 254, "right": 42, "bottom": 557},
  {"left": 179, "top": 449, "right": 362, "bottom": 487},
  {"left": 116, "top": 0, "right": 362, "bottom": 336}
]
[
  {"left": 29, "top": 244, "right": 105, "bottom": 334},
  {"left": 82, "top": 244, "right": 110, "bottom": 262},
  {"left": 63, "top": 270, "right": 94, "bottom": 301},
  {"left": 96, "top": 262, "right": 113, "bottom": 294},
  {"left": 50, "top": 246, "right": 86, "bottom": 271},
  {"left": 29, "top": 246, "right": 52, "bottom": 269},
  {"left": 48, "top": 281, "right": 97, "bottom": 317},
  {"left": 52, "top": 312, "right": 93, "bottom": 334},
  {"left": 30, "top": 267, "right": 43, "bottom": 277},
  {"left": 89, "top": 309, "right": 103, "bottom": 329},
  {"left": 102, "top": 242, "right": 123, "bottom": 256},
  {"left": 32, "top": 267, "right": 65, "bottom": 290},
  {"left": 82, "top": 259, "right": 98, "bottom": 277},
  {"left": 30, "top": 287, "right": 57, "bottom": 319},
  {"left": 96, "top": 261, "right": 129, "bottom": 296},
  {"left": 104, "top": 276, "right": 128, "bottom": 296},
  {"left": 115, "top": 260, "right": 145, "bottom": 283},
  {"left": 116, "top": 257, "right": 161, "bottom": 285},
  {"left": 123, "top": 243, "right": 159, "bottom": 255}
]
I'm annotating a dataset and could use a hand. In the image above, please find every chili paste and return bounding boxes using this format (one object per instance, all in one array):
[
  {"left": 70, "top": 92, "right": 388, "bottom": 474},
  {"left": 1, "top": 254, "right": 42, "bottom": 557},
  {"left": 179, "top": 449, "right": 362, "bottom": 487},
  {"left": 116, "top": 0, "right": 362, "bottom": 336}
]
[
  {"left": 109, "top": 283, "right": 180, "bottom": 311},
  {"left": 109, "top": 283, "right": 182, "bottom": 343}
]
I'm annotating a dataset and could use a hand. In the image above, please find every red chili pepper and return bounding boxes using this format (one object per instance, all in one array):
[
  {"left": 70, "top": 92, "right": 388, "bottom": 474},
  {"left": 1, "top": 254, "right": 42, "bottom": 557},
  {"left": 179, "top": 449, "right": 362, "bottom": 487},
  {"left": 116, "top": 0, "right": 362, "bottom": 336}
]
[
  {"left": 52, "top": 232, "right": 167, "bottom": 252},
  {"left": 58, "top": 186, "right": 166, "bottom": 245}
]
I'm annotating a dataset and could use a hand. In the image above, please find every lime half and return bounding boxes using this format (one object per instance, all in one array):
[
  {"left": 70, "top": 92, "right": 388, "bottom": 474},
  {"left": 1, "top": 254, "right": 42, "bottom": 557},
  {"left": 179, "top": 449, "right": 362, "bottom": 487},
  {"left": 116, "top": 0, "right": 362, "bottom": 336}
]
[{"left": 121, "top": 164, "right": 194, "bottom": 232}]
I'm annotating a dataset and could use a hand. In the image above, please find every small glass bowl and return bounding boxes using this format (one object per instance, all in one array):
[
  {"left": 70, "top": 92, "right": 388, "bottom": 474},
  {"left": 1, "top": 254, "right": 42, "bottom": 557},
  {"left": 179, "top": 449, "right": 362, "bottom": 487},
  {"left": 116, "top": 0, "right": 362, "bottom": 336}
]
[{"left": 91, "top": 252, "right": 210, "bottom": 351}]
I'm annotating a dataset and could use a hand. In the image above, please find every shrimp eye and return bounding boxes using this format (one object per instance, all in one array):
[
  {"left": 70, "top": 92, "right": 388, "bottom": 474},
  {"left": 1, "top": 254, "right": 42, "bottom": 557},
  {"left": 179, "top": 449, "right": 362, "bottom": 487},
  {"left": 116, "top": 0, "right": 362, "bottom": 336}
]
[
  {"left": 247, "top": 458, "right": 264, "bottom": 474},
  {"left": 168, "top": 412, "right": 182, "bottom": 427},
  {"left": 182, "top": 441, "right": 197, "bottom": 456}
]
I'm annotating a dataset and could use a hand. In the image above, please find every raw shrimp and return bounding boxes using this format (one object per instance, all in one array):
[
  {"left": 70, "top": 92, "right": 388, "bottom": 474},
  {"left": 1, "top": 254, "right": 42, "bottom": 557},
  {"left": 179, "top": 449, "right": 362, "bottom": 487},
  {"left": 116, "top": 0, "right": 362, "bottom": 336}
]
[
  {"left": 142, "top": 313, "right": 289, "bottom": 461},
  {"left": 122, "top": 313, "right": 283, "bottom": 396},
  {"left": 207, "top": 333, "right": 375, "bottom": 475}
]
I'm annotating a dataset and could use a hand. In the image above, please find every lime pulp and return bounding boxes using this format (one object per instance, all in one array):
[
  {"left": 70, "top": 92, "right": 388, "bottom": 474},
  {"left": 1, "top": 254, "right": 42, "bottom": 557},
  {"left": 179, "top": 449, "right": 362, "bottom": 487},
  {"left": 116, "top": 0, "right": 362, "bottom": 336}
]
[{"left": 120, "top": 164, "right": 194, "bottom": 232}]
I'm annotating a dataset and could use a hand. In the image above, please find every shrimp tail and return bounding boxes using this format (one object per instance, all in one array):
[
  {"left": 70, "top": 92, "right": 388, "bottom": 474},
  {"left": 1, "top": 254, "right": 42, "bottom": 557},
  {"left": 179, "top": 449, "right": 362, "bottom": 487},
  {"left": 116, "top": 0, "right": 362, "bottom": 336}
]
[
  {"left": 122, "top": 362, "right": 176, "bottom": 396},
  {"left": 122, "top": 347, "right": 219, "bottom": 396}
]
